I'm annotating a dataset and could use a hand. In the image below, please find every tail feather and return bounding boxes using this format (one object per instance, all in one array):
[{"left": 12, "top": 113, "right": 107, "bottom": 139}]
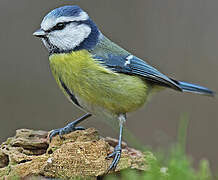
[{"left": 171, "top": 79, "right": 215, "bottom": 97}]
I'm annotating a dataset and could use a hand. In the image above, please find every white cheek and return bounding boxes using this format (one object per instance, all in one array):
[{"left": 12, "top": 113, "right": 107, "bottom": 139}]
[{"left": 49, "top": 24, "right": 91, "bottom": 51}]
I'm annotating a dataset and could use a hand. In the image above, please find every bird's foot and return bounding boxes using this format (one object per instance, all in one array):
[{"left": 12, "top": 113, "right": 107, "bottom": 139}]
[
  {"left": 49, "top": 113, "right": 91, "bottom": 142},
  {"left": 49, "top": 123, "right": 85, "bottom": 142},
  {"left": 106, "top": 144, "right": 122, "bottom": 172}
]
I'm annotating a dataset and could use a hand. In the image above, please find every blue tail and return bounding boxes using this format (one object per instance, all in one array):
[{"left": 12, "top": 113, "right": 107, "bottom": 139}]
[{"left": 171, "top": 79, "right": 215, "bottom": 97}]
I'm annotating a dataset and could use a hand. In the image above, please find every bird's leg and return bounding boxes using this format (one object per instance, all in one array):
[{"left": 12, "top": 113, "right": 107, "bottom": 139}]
[
  {"left": 106, "top": 114, "right": 126, "bottom": 172},
  {"left": 49, "top": 113, "right": 92, "bottom": 142}
]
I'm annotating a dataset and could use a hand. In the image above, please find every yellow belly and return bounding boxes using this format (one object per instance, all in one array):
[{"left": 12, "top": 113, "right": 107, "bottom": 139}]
[{"left": 49, "top": 50, "right": 151, "bottom": 114}]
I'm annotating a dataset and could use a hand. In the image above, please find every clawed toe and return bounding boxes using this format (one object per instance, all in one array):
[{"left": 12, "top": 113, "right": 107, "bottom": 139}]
[
  {"left": 74, "top": 126, "right": 85, "bottom": 130},
  {"left": 49, "top": 125, "right": 86, "bottom": 142},
  {"left": 106, "top": 145, "right": 122, "bottom": 172},
  {"left": 49, "top": 128, "right": 64, "bottom": 142},
  {"left": 48, "top": 113, "right": 91, "bottom": 142}
]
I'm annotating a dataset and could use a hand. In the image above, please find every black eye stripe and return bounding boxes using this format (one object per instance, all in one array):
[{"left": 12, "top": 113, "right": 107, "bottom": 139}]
[
  {"left": 45, "top": 21, "right": 83, "bottom": 33},
  {"left": 45, "top": 22, "right": 69, "bottom": 33},
  {"left": 74, "top": 21, "right": 83, "bottom": 26}
]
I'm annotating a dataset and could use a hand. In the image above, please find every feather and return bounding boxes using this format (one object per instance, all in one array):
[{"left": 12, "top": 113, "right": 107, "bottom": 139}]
[
  {"left": 93, "top": 54, "right": 182, "bottom": 91},
  {"left": 170, "top": 79, "right": 215, "bottom": 96}
]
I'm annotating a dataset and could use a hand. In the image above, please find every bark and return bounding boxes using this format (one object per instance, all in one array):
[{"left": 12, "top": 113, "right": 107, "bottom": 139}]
[{"left": 0, "top": 128, "right": 154, "bottom": 180}]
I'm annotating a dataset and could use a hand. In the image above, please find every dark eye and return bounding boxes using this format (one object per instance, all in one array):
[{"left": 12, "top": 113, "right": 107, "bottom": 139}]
[{"left": 54, "top": 23, "right": 66, "bottom": 30}]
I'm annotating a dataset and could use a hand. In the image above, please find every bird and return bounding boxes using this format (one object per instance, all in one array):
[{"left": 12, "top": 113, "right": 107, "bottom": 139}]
[{"left": 33, "top": 5, "right": 215, "bottom": 171}]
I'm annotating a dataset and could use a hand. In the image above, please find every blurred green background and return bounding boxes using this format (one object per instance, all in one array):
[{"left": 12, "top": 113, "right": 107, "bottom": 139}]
[{"left": 0, "top": 0, "right": 217, "bottom": 172}]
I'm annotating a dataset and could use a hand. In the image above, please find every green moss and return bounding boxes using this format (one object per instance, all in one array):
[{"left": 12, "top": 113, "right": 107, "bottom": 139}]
[
  {"left": 0, "top": 165, "right": 12, "bottom": 178},
  {"left": 5, "top": 138, "right": 13, "bottom": 145},
  {"left": 46, "top": 146, "right": 59, "bottom": 154}
]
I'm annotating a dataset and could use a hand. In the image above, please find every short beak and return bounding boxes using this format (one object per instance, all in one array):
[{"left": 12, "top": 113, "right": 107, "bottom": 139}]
[{"left": 33, "top": 29, "right": 46, "bottom": 38}]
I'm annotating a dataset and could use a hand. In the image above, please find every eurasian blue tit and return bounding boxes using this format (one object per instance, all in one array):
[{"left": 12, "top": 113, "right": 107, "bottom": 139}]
[{"left": 33, "top": 5, "right": 215, "bottom": 171}]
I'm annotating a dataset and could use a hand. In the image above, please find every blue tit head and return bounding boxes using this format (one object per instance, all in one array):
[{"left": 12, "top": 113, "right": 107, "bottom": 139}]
[{"left": 33, "top": 5, "right": 101, "bottom": 54}]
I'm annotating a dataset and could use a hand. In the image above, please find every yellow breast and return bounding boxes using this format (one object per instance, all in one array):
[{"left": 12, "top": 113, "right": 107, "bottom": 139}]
[{"left": 49, "top": 50, "right": 150, "bottom": 114}]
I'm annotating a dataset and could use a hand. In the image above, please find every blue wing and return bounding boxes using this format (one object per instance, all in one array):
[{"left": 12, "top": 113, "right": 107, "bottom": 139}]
[
  {"left": 93, "top": 54, "right": 215, "bottom": 96},
  {"left": 94, "top": 54, "right": 182, "bottom": 91}
]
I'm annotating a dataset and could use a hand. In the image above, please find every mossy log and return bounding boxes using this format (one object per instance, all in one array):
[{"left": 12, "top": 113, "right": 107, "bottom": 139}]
[{"left": 0, "top": 128, "right": 155, "bottom": 179}]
